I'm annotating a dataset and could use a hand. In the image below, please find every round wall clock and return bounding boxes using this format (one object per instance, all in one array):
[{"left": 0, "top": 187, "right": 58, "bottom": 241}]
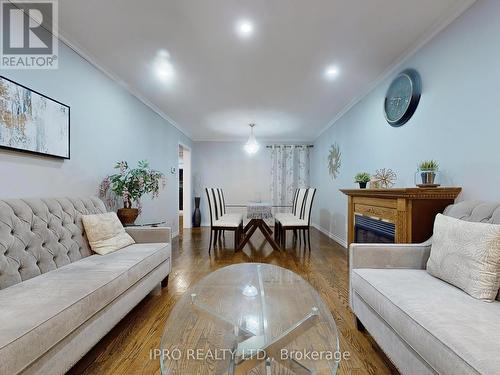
[{"left": 384, "top": 69, "right": 421, "bottom": 127}]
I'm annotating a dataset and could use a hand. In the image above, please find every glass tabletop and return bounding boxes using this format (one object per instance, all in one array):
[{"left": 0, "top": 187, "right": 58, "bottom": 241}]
[
  {"left": 246, "top": 201, "right": 272, "bottom": 207},
  {"left": 160, "top": 263, "right": 339, "bottom": 374},
  {"left": 247, "top": 201, "right": 273, "bottom": 220},
  {"left": 123, "top": 219, "right": 166, "bottom": 227}
]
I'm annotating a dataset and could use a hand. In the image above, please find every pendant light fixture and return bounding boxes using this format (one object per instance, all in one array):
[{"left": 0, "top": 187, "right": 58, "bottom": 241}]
[{"left": 244, "top": 123, "right": 259, "bottom": 155}]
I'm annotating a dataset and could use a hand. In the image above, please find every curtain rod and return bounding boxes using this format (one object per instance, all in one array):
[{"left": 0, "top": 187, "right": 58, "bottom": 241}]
[{"left": 265, "top": 145, "right": 314, "bottom": 148}]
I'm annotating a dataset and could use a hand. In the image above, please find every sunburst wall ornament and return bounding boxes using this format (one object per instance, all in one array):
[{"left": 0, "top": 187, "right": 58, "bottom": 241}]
[
  {"left": 373, "top": 168, "right": 397, "bottom": 188},
  {"left": 328, "top": 143, "right": 341, "bottom": 179}
]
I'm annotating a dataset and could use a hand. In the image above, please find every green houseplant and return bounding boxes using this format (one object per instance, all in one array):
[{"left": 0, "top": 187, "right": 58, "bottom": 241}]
[
  {"left": 99, "top": 160, "right": 165, "bottom": 224},
  {"left": 354, "top": 172, "right": 371, "bottom": 189},
  {"left": 418, "top": 160, "right": 439, "bottom": 186}
]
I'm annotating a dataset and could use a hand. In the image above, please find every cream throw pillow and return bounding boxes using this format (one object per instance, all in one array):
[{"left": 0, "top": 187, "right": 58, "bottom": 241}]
[
  {"left": 81, "top": 212, "right": 135, "bottom": 255},
  {"left": 427, "top": 214, "right": 500, "bottom": 301}
]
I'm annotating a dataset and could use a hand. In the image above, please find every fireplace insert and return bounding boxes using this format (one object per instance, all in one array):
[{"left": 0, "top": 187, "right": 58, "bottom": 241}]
[{"left": 354, "top": 215, "right": 395, "bottom": 243}]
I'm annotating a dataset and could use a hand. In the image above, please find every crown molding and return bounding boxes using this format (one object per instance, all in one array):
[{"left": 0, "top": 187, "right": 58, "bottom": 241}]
[
  {"left": 315, "top": 0, "right": 477, "bottom": 141},
  {"left": 56, "top": 31, "right": 193, "bottom": 140},
  {"left": 8, "top": 0, "right": 193, "bottom": 139},
  {"left": 20, "top": 0, "right": 476, "bottom": 143}
]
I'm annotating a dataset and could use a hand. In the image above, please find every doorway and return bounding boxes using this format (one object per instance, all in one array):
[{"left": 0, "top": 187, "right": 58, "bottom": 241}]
[{"left": 178, "top": 143, "right": 192, "bottom": 235}]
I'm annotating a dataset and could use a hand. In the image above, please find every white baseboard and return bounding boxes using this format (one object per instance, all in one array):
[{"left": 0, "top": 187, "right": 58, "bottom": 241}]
[
  {"left": 198, "top": 221, "right": 347, "bottom": 248},
  {"left": 311, "top": 223, "right": 348, "bottom": 249},
  {"left": 172, "top": 230, "right": 179, "bottom": 238}
]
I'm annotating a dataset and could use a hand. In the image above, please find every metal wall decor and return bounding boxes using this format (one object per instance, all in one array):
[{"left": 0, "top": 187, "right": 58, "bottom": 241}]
[
  {"left": 373, "top": 168, "right": 397, "bottom": 188},
  {"left": 328, "top": 143, "right": 341, "bottom": 179}
]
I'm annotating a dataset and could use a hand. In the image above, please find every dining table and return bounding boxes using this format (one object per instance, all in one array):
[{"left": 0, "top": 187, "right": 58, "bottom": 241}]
[{"left": 227, "top": 202, "right": 290, "bottom": 251}]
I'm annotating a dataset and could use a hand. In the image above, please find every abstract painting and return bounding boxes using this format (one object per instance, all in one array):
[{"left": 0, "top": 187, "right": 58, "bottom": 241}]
[{"left": 0, "top": 76, "right": 70, "bottom": 159}]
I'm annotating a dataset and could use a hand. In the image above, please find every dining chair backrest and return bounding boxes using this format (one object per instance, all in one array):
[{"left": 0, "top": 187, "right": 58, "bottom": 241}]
[
  {"left": 291, "top": 188, "right": 299, "bottom": 214},
  {"left": 206, "top": 187, "right": 228, "bottom": 225},
  {"left": 216, "top": 188, "right": 226, "bottom": 216},
  {"left": 301, "top": 188, "right": 317, "bottom": 224},
  {"left": 294, "top": 188, "right": 308, "bottom": 216},
  {"left": 206, "top": 188, "right": 218, "bottom": 225}
]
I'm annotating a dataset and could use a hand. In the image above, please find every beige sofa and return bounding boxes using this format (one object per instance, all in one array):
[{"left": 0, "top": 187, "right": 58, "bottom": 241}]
[
  {"left": 0, "top": 197, "right": 171, "bottom": 375},
  {"left": 349, "top": 201, "right": 500, "bottom": 375}
]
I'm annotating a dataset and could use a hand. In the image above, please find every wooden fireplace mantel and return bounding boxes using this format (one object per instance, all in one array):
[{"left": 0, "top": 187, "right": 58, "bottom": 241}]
[{"left": 340, "top": 187, "right": 462, "bottom": 246}]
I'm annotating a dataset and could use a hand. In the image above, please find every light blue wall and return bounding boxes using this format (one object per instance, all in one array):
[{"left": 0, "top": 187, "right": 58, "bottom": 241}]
[
  {"left": 0, "top": 42, "right": 191, "bottom": 234},
  {"left": 311, "top": 0, "right": 500, "bottom": 246},
  {"left": 192, "top": 141, "right": 273, "bottom": 226}
]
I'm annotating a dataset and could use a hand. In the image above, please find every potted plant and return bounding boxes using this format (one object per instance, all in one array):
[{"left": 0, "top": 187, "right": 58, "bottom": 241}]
[
  {"left": 418, "top": 160, "right": 439, "bottom": 185},
  {"left": 99, "top": 160, "right": 165, "bottom": 225},
  {"left": 354, "top": 172, "right": 371, "bottom": 189}
]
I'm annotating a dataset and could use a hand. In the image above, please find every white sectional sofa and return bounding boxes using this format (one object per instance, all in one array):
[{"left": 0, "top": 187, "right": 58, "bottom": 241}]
[
  {"left": 0, "top": 197, "right": 171, "bottom": 375},
  {"left": 349, "top": 201, "right": 500, "bottom": 375}
]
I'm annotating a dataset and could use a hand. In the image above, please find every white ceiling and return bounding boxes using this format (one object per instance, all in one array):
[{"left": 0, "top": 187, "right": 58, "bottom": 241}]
[{"left": 58, "top": 0, "right": 474, "bottom": 141}]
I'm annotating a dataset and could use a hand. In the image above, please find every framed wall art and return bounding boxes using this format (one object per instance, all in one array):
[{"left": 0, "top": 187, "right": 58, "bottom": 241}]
[{"left": 0, "top": 76, "right": 70, "bottom": 159}]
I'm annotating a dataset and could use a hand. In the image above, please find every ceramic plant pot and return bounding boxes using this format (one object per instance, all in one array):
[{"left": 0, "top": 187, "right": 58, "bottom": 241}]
[
  {"left": 358, "top": 182, "right": 367, "bottom": 189},
  {"left": 117, "top": 208, "right": 139, "bottom": 225},
  {"left": 420, "top": 171, "right": 436, "bottom": 185}
]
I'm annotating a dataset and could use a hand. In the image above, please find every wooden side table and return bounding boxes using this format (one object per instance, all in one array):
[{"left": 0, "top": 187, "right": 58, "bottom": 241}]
[{"left": 340, "top": 187, "right": 462, "bottom": 246}]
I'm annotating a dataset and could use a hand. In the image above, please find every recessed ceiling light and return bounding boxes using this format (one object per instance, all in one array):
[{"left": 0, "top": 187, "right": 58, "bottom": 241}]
[
  {"left": 154, "top": 50, "right": 175, "bottom": 83},
  {"left": 155, "top": 60, "right": 174, "bottom": 82},
  {"left": 236, "top": 19, "right": 254, "bottom": 38},
  {"left": 157, "top": 49, "right": 170, "bottom": 59},
  {"left": 325, "top": 65, "right": 340, "bottom": 80}
]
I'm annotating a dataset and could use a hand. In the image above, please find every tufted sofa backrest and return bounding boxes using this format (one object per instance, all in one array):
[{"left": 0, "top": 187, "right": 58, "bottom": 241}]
[
  {"left": 0, "top": 197, "right": 107, "bottom": 290},
  {"left": 443, "top": 201, "right": 500, "bottom": 224}
]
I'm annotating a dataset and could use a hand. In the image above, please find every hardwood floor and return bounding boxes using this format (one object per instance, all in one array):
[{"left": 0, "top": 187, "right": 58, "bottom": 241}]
[{"left": 69, "top": 227, "right": 397, "bottom": 375}]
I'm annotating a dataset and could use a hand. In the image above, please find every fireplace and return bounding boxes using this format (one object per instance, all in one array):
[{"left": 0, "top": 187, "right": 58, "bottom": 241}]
[
  {"left": 354, "top": 215, "right": 395, "bottom": 243},
  {"left": 342, "top": 188, "right": 461, "bottom": 244}
]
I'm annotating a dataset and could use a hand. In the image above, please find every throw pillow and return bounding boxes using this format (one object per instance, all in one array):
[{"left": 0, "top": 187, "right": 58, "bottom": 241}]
[
  {"left": 81, "top": 212, "right": 135, "bottom": 255},
  {"left": 427, "top": 214, "right": 500, "bottom": 301}
]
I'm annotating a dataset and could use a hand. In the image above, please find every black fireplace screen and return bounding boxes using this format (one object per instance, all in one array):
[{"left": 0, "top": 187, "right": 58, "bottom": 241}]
[{"left": 355, "top": 215, "right": 395, "bottom": 243}]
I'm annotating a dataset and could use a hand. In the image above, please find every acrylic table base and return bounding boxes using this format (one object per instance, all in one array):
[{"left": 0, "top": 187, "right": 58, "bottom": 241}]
[{"left": 160, "top": 264, "right": 339, "bottom": 374}]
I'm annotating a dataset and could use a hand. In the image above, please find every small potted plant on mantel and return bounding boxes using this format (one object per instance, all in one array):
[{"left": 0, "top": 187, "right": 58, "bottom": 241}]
[
  {"left": 99, "top": 160, "right": 165, "bottom": 225},
  {"left": 354, "top": 172, "right": 371, "bottom": 189},
  {"left": 418, "top": 160, "right": 439, "bottom": 187}
]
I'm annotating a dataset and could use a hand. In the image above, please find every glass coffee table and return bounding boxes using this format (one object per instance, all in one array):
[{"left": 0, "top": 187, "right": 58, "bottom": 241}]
[{"left": 160, "top": 263, "right": 339, "bottom": 374}]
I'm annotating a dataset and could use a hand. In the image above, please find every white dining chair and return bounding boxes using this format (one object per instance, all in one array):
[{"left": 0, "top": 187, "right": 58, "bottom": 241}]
[
  {"left": 205, "top": 187, "right": 243, "bottom": 252},
  {"left": 278, "top": 188, "right": 316, "bottom": 251},
  {"left": 274, "top": 188, "right": 307, "bottom": 244}
]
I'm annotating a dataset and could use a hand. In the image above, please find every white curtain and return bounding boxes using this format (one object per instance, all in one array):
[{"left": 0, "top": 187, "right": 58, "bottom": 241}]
[{"left": 270, "top": 145, "right": 310, "bottom": 212}]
